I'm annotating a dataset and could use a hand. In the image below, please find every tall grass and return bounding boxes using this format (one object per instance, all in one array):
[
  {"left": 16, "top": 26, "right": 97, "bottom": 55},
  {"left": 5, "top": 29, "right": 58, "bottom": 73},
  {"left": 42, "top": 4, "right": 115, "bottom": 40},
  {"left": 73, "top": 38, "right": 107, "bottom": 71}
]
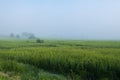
[{"left": 0, "top": 40, "right": 120, "bottom": 80}]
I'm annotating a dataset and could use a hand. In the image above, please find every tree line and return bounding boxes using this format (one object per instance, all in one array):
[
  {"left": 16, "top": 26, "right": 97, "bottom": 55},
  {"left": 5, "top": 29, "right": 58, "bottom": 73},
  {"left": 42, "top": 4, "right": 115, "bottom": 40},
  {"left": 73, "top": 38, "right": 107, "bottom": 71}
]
[
  {"left": 10, "top": 32, "right": 44, "bottom": 43},
  {"left": 10, "top": 32, "right": 36, "bottom": 39}
]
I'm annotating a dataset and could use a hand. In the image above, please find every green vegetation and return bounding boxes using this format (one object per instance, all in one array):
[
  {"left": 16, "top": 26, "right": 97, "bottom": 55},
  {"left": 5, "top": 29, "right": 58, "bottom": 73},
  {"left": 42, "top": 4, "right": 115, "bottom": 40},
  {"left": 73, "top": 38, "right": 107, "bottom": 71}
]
[{"left": 0, "top": 39, "right": 120, "bottom": 80}]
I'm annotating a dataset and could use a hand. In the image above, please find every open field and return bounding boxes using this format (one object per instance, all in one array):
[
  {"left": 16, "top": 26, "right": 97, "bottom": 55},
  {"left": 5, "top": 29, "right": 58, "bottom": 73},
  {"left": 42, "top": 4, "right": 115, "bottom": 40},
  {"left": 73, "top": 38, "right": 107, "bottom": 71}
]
[{"left": 0, "top": 39, "right": 120, "bottom": 80}]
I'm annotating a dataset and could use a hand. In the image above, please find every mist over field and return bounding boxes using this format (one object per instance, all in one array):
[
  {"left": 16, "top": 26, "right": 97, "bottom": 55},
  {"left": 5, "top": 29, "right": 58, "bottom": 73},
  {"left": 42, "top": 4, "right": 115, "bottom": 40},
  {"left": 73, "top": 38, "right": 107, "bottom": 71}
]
[
  {"left": 0, "top": 0, "right": 120, "bottom": 40},
  {"left": 1, "top": 1, "right": 120, "bottom": 80}
]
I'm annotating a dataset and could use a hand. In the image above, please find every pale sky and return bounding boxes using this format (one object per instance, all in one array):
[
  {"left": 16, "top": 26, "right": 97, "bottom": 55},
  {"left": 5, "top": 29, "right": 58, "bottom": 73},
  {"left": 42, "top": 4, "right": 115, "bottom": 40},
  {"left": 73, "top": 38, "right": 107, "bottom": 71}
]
[{"left": 0, "top": 0, "right": 120, "bottom": 39}]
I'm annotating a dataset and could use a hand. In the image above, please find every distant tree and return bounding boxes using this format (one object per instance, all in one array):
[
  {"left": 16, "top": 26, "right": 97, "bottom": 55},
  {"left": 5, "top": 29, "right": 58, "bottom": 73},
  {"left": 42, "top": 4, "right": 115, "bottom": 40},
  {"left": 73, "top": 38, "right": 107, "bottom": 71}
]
[
  {"left": 36, "top": 39, "right": 44, "bottom": 43},
  {"left": 28, "top": 33, "right": 36, "bottom": 39},
  {"left": 22, "top": 32, "right": 29, "bottom": 37},
  {"left": 16, "top": 35, "right": 20, "bottom": 38},
  {"left": 10, "top": 33, "right": 15, "bottom": 38},
  {"left": 22, "top": 32, "right": 36, "bottom": 39}
]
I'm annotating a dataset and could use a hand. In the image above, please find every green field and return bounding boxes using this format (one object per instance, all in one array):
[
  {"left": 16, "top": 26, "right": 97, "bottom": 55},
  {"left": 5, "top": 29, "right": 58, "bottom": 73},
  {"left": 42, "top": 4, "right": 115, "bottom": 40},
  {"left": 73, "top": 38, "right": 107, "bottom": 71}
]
[{"left": 0, "top": 39, "right": 120, "bottom": 80}]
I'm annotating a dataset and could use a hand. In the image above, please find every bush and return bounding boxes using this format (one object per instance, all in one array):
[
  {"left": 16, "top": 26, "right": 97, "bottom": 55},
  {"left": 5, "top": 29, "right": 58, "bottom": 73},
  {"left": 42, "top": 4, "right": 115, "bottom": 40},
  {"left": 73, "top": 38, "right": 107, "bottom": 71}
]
[{"left": 36, "top": 39, "right": 44, "bottom": 43}]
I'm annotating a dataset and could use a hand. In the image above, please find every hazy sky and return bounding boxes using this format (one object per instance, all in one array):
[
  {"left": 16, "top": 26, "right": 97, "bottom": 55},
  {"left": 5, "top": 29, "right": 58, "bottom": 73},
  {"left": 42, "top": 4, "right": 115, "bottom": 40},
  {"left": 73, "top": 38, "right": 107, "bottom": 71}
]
[{"left": 0, "top": 0, "right": 120, "bottom": 39}]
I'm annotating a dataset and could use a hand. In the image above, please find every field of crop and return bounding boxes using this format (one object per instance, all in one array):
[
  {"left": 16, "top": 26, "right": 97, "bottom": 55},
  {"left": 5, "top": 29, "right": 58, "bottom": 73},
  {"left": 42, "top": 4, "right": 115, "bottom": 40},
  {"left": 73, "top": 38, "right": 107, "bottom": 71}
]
[{"left": 0, "top": 39, "right": 120, "bottom": 80}]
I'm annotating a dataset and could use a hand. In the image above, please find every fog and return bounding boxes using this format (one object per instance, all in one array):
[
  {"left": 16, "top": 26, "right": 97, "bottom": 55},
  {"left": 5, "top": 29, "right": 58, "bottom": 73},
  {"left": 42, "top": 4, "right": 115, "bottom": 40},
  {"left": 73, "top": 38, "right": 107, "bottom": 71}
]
[{"left": 0, "top": 0, "right": 120, "bottom": 40}]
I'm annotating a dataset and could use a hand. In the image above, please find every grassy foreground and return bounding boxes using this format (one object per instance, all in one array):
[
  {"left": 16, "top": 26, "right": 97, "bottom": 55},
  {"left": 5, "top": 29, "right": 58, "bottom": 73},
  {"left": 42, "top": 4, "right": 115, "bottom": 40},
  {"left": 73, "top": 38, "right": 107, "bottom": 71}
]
[{"left": 0, "top": 40, "right": 120, "bottom": 80}]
